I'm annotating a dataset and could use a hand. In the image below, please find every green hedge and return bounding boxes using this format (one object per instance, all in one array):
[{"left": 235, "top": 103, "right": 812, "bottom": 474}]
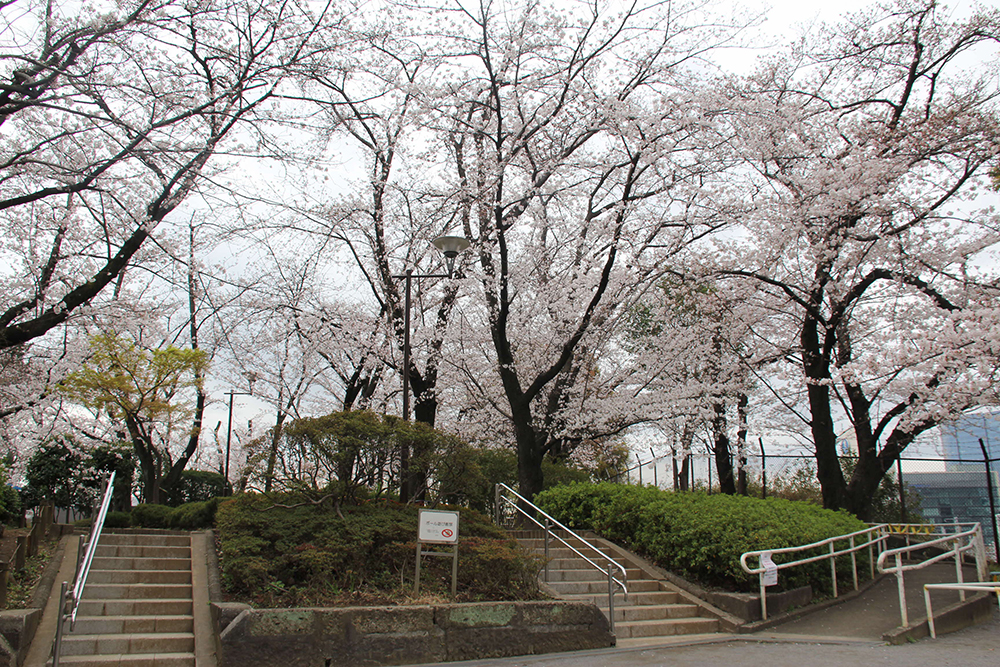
[
  {"left": 215, "top": 493, "right": 542, "bottom": 606},
  {"left": 534, "top": 482, "right": 869, "bottom": 593}
]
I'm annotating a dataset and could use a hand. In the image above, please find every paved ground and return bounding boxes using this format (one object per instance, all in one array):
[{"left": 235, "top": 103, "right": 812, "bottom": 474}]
[
  {"left": 407, "top": 561, "right": 999, "bottom": 667},
  {"left": 405, "top": 608, "right": 999, "bottom": 667}
]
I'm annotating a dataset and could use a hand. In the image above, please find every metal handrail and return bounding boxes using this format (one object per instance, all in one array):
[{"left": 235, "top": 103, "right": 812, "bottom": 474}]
[
  {"left": 923, "top": 582, "right": 1000, "bottom": 638},
  {"left": 877, "top": 522, "right": 986, "bottom": 627},
  {"left": 53, "top": 471, "right": 116, "bottom": 667},
  {"left": 741, "top": 524, "right": 889, "bottom": 620},
  {"left": 494, "top": 483, "right": 627, "bottom": 631}
]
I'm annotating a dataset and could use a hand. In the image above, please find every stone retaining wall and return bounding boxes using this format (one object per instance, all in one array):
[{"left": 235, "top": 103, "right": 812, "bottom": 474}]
[{"left": 214, "top": 601, "right": 614, "bottom": 667}]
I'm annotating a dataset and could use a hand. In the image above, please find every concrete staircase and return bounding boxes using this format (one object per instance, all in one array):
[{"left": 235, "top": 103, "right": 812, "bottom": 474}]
[
  {"left": 52, "top": 531, "right": 199, "bottom": 666},
  {"left": 514, "top": 531, "right": 722, "bottom": 640}
]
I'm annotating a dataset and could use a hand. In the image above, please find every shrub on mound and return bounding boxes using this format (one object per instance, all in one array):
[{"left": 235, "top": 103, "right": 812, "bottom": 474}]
[
  {"left": 215, "top": 492, "right": 543, "bottom": 607},
  {"left": 533, "top": 482, "right": 868, "bottom": 594}
]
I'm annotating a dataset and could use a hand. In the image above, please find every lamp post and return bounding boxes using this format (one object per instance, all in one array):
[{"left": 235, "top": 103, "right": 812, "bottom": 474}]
[
  {"left": 224, "top": 375, "right": 255, "bottom": 494},
  {"left": 393, "top": 235, "right": 469, "bottom": 501}
]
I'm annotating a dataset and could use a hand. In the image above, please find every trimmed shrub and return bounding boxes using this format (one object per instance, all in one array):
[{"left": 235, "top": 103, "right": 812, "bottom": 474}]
[
  {"left": 167, "top": 498, "right": 219, "bottom": 529},
  {"left": 534, "top": 482, "right": 868, "bottom": 593},
  {"left": 216, "top": 492, "right": 543, "bottom": 606},
  {"left": 130, "top": 503, "right": 172, "bottom": 528}
]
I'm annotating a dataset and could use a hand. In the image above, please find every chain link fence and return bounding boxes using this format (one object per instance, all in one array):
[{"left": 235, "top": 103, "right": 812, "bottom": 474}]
[{"left": 612, "top": 449, "right": 1000, "bottom": 562}]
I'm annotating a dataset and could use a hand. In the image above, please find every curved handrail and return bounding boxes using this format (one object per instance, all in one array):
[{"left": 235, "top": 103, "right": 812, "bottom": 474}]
[
  {"left": 53, "top": 471, "right": 116, "bottom": 666},
  {"left": 740, "top": 524, "right": 889, "bottom": 620},
  {"left": 876, "top": 522, "right": 986, "bottom": 627},
  {"left": 495, "top": 483, "right": 627, "bottom": 629}
]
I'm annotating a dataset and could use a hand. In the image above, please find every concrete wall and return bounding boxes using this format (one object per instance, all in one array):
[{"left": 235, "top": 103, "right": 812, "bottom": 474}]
[{"left": 214, "top": 601, "right": 614, "bottom": 667}]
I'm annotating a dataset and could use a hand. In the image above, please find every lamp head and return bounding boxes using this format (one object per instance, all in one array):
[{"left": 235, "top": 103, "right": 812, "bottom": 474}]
[{"left": 432, "top": 235, "right": 471, "bottom": 275}]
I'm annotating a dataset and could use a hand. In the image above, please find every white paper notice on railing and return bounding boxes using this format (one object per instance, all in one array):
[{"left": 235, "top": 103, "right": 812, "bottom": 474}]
[{"left": 761, "top": 551, "right": 778, "bottom": 586}]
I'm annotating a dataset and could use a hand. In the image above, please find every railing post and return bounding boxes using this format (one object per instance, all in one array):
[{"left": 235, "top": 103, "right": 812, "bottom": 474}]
[
  {"left": 544, "top": 518, "right": 551, "bottom": 583},
  {"left": 607, "top": 563, "right": 616, "bottom": 634},
  {"left": 953, "top": 538, "right": 966, "bottom": 602},
  {"left": 53, "top": 581, "right": 68, "bottom": 667},
  {"left": 895, "top": 553, "right": 908, "bottom": 627},
  {"left": 494, "top": 484, "right": 501, "bottom": 526},
  {"left": 829, "top": 542, "right": 838, "bottom": 598},
  {"left": 759, "top": 570, "right": 768, "bottom": 621},
  {"left": 925, "top": 586, "right": 937, "bottom": 639},
  {"left": 850, "top": 535, "right": 858, "bottom": 590}
]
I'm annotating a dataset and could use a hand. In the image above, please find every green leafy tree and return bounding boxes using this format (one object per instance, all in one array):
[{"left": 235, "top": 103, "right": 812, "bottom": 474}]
[
  {"left": 60, "top": 334, "right": 208, "bottom": 504},
  {"left": 22, "top": 435, "right": 90, "bottom": 513}
]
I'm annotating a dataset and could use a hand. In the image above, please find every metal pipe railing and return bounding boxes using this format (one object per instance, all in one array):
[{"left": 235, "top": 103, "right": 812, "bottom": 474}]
[
  {"left": 53, "top": 471, "right": 116, "bottom": 667},
  {"left": 741, "top": 524, "right": 889, "bottom": 620},
  {"left": 923, "top": 582, "right": 1000, "bottom": 638},
  {"left": 494, "top": 483, "right": 627, "bottom": 631},
  {"left": 876, "top": 522, "right": 986, "bottom": 627}
]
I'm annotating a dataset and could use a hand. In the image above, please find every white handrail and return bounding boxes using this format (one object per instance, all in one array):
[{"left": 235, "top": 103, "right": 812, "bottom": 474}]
[
  {"left": 877, "top": 522, "right": 986, "bottom": 627},
  {"left": 53, "top": 471, "right": 116, "bottom": 667},
  {"left": 494, "top": 483, "right": 627, "bottom": 630},
  {"left": 740, "top": 524, "right": 888, "bottom": 620},
  {"left": 923, "top": 582, "right": 1000, "bottom": 638}
]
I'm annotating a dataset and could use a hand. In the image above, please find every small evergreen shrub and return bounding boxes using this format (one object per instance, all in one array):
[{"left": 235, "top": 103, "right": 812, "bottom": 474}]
[
  {"left": 103, "top": 511, "right": 132, "bottom": 528},
  {"left": 534, "top": 482, "right": 869, "bottom": 593},
  {"left": 130, "top": 503, "right": 173, "bottom": 528},
  {"left": 216, "top": 492, "right": 543, "bottom": 606},
  {"left": 167, "top": 498, "right": 219, "bottom": 529}
]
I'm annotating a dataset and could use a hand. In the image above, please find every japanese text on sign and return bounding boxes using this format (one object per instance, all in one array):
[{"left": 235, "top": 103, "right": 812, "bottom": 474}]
[{"left": 418, "top": 509, "right": 460, "bottom": 544}]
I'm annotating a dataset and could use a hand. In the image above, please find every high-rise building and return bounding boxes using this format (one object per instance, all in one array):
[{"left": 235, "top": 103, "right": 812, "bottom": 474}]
[{"left": 939, "top": 411, "right": 1000, "bottom": 466}]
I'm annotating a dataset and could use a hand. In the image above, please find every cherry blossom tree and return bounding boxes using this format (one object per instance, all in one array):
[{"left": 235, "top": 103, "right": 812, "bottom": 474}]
[
  {"left": 712, "top": 0, "right": 1000, "bottom": 518},
  {"left": 422, "top": 0, "right": 745, "bottom": 500},
  {"left": 0, "top": 0, "right": 338, "bottom": 350}
]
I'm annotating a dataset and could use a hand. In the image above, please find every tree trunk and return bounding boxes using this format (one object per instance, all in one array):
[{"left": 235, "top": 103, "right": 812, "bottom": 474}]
[{"left": 712, "top": 402, "right": 737, "bottom": 494}]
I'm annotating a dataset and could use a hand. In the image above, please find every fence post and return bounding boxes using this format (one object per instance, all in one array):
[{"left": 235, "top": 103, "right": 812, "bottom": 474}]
[
  {"left": 14, "top": 536, "right": 26, "bottom": 571},
  {"left": 758, "top": 438, "right": 767, "bottom": 500},
  {"left": 896, "top": 457, "right": 907, "bottom": 524},
  {"left": 0, "top": 561, "right": 8, "bottom": 608},
  {"left": 978, "top": 439, "right": 999, "bottom": 562}
]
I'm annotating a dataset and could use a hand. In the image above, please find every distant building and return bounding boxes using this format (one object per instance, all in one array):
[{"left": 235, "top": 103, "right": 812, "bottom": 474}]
[
  {"left": 905, "top": 470, "right": 1000, "bottom": 558},
  {"left": 939, "top": 412, "right": 1000, "bottom": 466}
]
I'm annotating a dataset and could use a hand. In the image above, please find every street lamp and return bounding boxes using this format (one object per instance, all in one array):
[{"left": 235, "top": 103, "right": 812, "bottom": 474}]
[
  {"left": 393, "top": 234, "right": 470, "bottom": 501},
  {"left": 224, "top": 374, "right": 256, "bottom": 494}
]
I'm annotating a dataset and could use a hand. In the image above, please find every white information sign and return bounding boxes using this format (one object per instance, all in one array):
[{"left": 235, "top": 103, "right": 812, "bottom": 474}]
[
  {"left": 760, "top": 551, "right": 778, "bottom": 587},
  {"left": 418, "top": 509, "right": 460, "bottom": 544}
]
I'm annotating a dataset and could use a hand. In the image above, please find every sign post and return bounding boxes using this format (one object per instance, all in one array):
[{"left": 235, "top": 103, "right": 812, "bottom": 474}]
[{"left": 414, "top": 509, "right": 460, "bottom": 596}]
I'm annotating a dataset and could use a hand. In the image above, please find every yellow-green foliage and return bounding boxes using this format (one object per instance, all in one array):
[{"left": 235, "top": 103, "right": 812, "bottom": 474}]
[
  {"left": 535, "top": 482, "right": 868, "bottom": 593},
  {"left": 215, "top": 493, "right": 543, "bottom": 606},
  {"left": 59, "top": 333, "right": 207, "bottom": 424}
]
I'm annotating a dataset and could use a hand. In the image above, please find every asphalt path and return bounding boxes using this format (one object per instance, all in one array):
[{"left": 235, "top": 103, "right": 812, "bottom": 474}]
[{"left": 406, "top": 610, "right": 999, "bottom": 667}]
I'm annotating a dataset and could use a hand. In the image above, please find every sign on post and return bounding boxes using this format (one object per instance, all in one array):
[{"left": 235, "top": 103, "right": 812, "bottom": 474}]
[
  {"left": 415, "top": 509, "right": 460, "bottom": 596},
  {"left": 760, "top": 551, "right": 778, "bottom": 587},
  {"left": 418, "top": 510, "right": 460, "bottom": 544}
]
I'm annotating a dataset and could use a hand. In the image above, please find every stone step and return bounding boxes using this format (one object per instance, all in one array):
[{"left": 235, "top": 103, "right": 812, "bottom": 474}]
[
  {"left": 78, "top": 598, "right": 194, "bottom": 617},
  {"left": 615, "top": 617, "right": 720, "bottom": 638},
  {"left": 99, "top": 533, "right": 193, "bottom": 547},
  {"left": 90, "top": 557, "right": 192, "bottom": 571},
  {"left": 94, "top": 545, "right": 192, "bottom": 559},
  {"left": 87, "top": 569, "right": 192, "bottom": 585},
  {"left": 542, "top": 567, "right": 643, "bottom": 583},
  {"left": 71, "top": 614, "right": 194, "bottom": 635},
  {"left": 613, "top": 603, "right": 702, "bottom": 622},
  {"left": 545, "top": 578, "right": 661, "bottom": 595},
  {"left": 562, "top": 589, "right": 682, "bottom": 607},
  {"left": 81, "top": 583, "right": 193, "bottom": 600},
  {"left": 58, "top": 632, "right": 195, "bottom": 656},
  {"left": 49, "top": 653, "right": 195, "bottom": 667}
]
